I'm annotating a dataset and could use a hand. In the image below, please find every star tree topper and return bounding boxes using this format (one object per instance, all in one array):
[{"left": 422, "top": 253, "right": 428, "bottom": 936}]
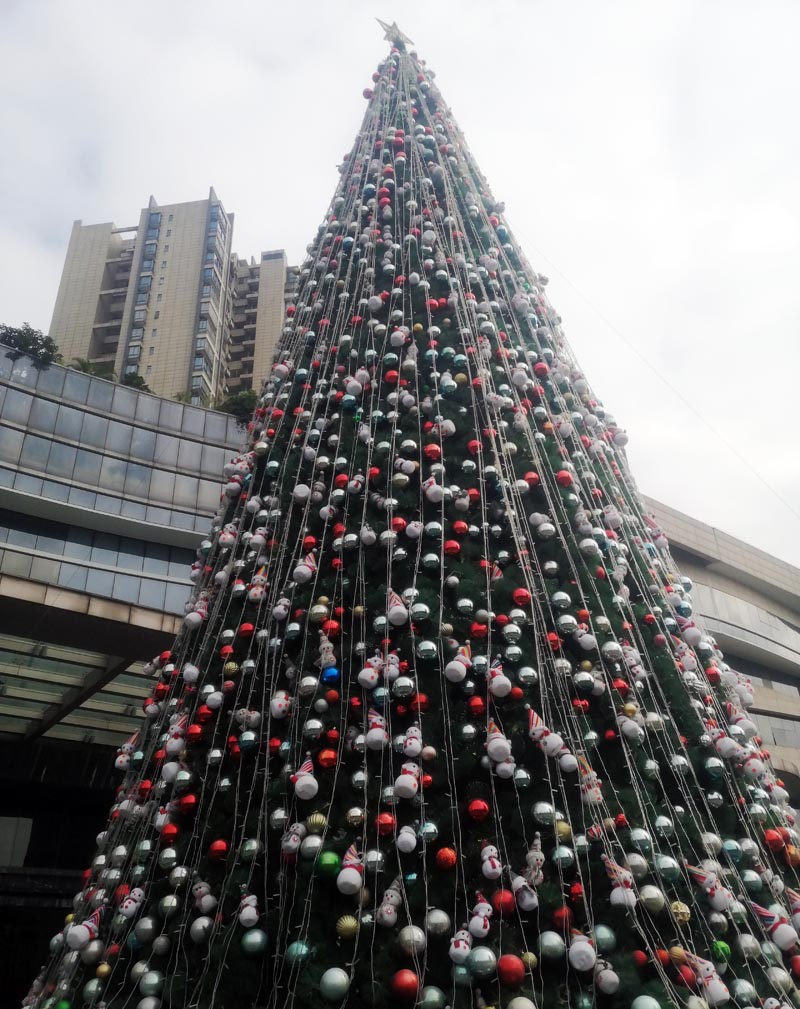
[{"left": 376, "top": 19, "right": 414, "bottom": 48}]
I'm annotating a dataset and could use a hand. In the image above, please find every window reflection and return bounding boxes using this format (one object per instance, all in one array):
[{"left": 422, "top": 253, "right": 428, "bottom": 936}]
[
  {"left": 0, "top": 427, "right": 23, "bottom": 464},
  {"left": 29, "top": 397, "right": 58, "bottom": 434},
  {"left": 3, "top": 389, "right": 33, "bottom": 424},
  {"left": 56, "top": 405, "right": 84, "bottom": 441}
]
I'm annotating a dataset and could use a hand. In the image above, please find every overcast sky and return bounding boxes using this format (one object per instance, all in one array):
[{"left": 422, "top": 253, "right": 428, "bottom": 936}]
[{"left": 1, "top": 0, "right": 798, "bottom": 564}]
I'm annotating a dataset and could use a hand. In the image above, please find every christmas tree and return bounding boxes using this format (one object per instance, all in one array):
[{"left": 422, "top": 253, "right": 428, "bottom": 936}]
[{"left": 26, "top": 23, "right": 800, "bottom": 1009}]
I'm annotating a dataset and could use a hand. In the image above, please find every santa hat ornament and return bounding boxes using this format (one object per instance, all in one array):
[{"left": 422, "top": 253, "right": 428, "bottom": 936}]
[
  {"left": 396, "top": 825, "right": 418, "bottom": 854},
  {"left": 682, "top": 951, "right": 730, "bottom": 1007},
  {"left": 526, "top": 833, "right": 545, "bottom": 884},
  {"left": 509, "top": 869, "right": 539, "bottom": 911},
  {"left": 480, "top": 842, "right": 503, "bottom": 880},
  {"left": 292, "top": 551, "right": 317, "bottom": 585},
  {"left": 488, "top": 657, "right": 512, "bottom": 698},
  {"left": 336, "top": 844, "right": 364, "bottom": 895},
  {"left": 784, "top": 886, "right": 800, "bottom": 931},
  {"left": 376, "top": 876, "right": 403, "bottom": 927},
  {"left": 66, "top": 906, "right": 105, "bottom": 951},
  {"left": 445, "top": 642, "right": 471, "bottom": 683},
  {"left": 449, "top": 926, "right": 473, "bottom": 964},
  {"left": 486, "top": 720, "right": 511, "bottom": 762},
  {"left": 469, "top": 892, "right": 493, "bottom": 938},
  {"left": 394, "top": 761, "right": 420, "bottom": 799},
  {"left": 749, "top": 901, "right": 798, "bottom": 951},
  {"left": 684, "top": 862, "right": 734, "bottom": 912},
  {"left": 238, "top": 891, "right": 259, "bottom": 928},
  {"left": 601, "top": 854, "right": 636, "bottom": 908},
  {"left": 568, "top": 932, "right": 597, "bottom": 972},
  {"left": 527, "top": 707, "right": 547, "bottom": 743},
  {"left": 366, "top": 708, "right": 389, "bottom": 750},
  {"left": 387, "top": 590, "right": 409, "bottom": 626},
  {"left": 292, "top": 754, "right": 319, "bottom": 800}
]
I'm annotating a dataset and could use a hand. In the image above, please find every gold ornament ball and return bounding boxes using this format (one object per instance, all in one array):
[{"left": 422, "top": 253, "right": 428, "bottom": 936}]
[
  {"left": 455, "top": 373, "right": 469, "bottom": 386},
  {"left": 669, "top": 944, "right": 688, "bottom": 965},
  {"left": 336, "top": 914, "right": 359, "bottom": 939},
  {"left": 556, "top": 821, "right": 572, "bottom": 842},
  {"left": 306, "top": 811, "right": 327, "bottom": 834},
  {"left": 413, "top": 323, "right": 424, "bottom": 334},
  {"left": 603, "top": 817, "right": 616, "bottom": 832},
  {"left": 671, "top": 902, "right": 691, "bottom": 924},
  {"left": 352, "top": 606, "right": 365, "bottom": 618},
  {"left": 96, "top": 963, "right": 111, "bottom": 979},
  {"left": 440, "top": 623, "right": 454, "bottom": 636},
  {"left": 521, "top": 951, "right": 538, "bottom": 969},
  {"left": 579, "top": 660, "right": 594, "bottom": 672},
  {"left": 317, "top": 596, "right": 331, "bottom": 606},
  {"left": 223, "top": 661, "right": 239, "bottom": 677},
  {"left": 623, "top": 702, "right": 639, "bottom": 718},
  {"left": 64, "top": 913, "right": 74, "bottom": 925},
  {"left": 359, "top": 887, "right": 372, "bottom": 907}
]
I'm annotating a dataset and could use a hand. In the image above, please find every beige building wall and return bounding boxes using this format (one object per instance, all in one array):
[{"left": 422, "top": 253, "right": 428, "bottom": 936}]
[
  {"left": 252, "top": 251, "right": 288, "bottom": 389},
  {"left": 112, "top": 198, "right": 210, "bottom": 399},
  {"left": 49, "top": 222, "right": 122, "bottom": 368}
]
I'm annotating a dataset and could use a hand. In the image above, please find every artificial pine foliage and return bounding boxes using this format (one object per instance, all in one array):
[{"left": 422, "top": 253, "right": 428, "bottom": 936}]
[{"left": 25, "top": 29, "right": 800, "bottom": 1009}]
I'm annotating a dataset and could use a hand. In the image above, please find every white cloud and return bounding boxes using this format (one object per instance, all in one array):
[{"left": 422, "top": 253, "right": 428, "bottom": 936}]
[{"left": 1, "top": 0, "right": 798, "bottom": 562}]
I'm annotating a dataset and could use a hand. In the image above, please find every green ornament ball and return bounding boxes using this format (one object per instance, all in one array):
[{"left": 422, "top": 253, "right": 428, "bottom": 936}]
[
  {"left": 241, "top": 929, "right": 268, "bottom": 955},
  {"left": 286, "top": 940, "right": 311, "bottom": 965},
  {"left": 316, "top": 851, "right": 341, "bottom": 876},
  {"left": 539, "top": 930, "right": 566, "bottom": 959},
  {"left": 730, "top": 979, "right": 757, "bottom": 1003},
  {"left": 419, "top": 986, "right": 447, "bottom": 1009},
  {"left": 320, "top": 967, "right": 351, "bottom": 1001},
  {"left": 467, "top": 945, "right": 497, "bottom": 979},
  {"left": 592, "top": 924, "right": 616, "bottom": 953},
  {"left": 711, "top": 940, "right": 730, "bottom": 961},
  {"left": 574, "top": 994, "right": 594, "bottom": 1009},
  {"left": 452, "top": 964, "right": 472, "bottom": 987}
]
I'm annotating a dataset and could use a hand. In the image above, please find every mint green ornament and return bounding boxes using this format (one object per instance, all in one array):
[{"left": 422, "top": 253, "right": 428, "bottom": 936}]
[
  {"left": 241, "top": 929, "right": 268, "bottom": 955},
  {"left": 286, "top": 940, "right": 311, "bottom": 965}
]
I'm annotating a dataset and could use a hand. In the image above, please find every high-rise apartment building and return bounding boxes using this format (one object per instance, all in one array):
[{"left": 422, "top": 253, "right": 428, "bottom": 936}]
[
  {"left": 226, "top": 250, "right": 298, "bottom": 394},
  {"left": 49, "top": 190, "right": 236, "bottom": 404}
]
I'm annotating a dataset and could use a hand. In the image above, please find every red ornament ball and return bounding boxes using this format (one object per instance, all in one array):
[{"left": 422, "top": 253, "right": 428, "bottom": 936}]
[
  {"left": 208, "top": 839, "right": 228, "bottom": 861},
  {"left": 390, "top": 970, "right": 420, "bottom": 1001},
  {"left": 436, "top": 847, "right": 457, "bottom": 870},
  {"left": 497, "top": 953, "right": 526, "bottom": 986},
  {"left": 467, "top": 696, "right": 486, "bottom": 717},
  {"left": 375, "top": 812, "right": 396, "bottom": 836},
  {"left": 512, "top": 588, "right": 531, "bottom": 606},
  {"left": 491, "top": 888, "right": 516, "bottom": 918},
  {"left": 552, "top": 905, "right": 574, "bottom": 931},
  {"left": 632, "top": 950, "right": 649, "bottom": 969},
  {"left": 555, "top": 469, "right": 573, "bottom": 487},
  {"left": 467, "top": 798, "right": 490, "bottom": 822},
  {"left": 764, "top": 828, "right": 785, "bottom": 851},
  {"left": 160, "top": 823, "right": 179, "bottom": 846}
]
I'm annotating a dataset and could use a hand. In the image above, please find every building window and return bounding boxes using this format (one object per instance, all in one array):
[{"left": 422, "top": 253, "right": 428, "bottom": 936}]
[
  {"left": 197, "top": 319, "right": 208, "bottom": 331},
  {"left": 161, "top": 260, "right": 167, "bottom": 269},
  {"left": 168, "top": 213, "right": 174, "bottom": 222},
  {"left": 128, "top": 345, "right": 141, "bottom": 361},
  {"left": 158, "top": 276, "right": 165, "bottom": 286},
  {"left": 149, "top": 211, "right": 161, "bottom": 227},
  {"left": 124, "top": 364, "right": 138, "bottom": 376},
  {"left": 154, "top": 311, "right": 160, "bottom": 320},
  {"left": 146, "top": 365, "right": 153, "bottom": 375},
  {"left": 133, "top": 309, "right": 146, "bottom": 323},
  {"left": 131, "top": 327, "right": 144, "bottom": 341},
  {"left": 146, "top": 228, "right": 159, "bottom": 241},
  {"left": 166, "top": 229, "right": 172, "bottom": 237},
  {"left": 136, "top": 293, "right": 149, "bottom": 305},
  {"left": 157, "top": 293, "right": 163, "bottom": 303},
  {"left": 138, "top": 275, "right": 151, "bottom": 292},
  {"left": 202, "top": 284, "right": 211, "bottom": 297},
  {"left": 141, "top": 258, "right": 154, "bottom": 272},
  {"left": 151, "top": 328, "right": 158, "bottom": 338},
  {"left": 193, "top": 355, "right": 205, "bottom": 371},
  {"left": 164, "top": 245, "right": 169, "bottom": 253},
  {"left": 144, "top": 241, "right": 157, "bottom": 257},
  {"left": 149, "top": 346, "right": 155, "bottom": 356}
]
